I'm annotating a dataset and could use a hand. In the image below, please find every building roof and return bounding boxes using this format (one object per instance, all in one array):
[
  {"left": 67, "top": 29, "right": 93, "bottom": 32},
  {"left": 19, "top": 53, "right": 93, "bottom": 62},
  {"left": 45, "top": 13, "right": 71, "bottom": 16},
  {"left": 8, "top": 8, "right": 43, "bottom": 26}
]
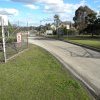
[{"left": 60, "top": 21, "right": 71, "bottom": 25}]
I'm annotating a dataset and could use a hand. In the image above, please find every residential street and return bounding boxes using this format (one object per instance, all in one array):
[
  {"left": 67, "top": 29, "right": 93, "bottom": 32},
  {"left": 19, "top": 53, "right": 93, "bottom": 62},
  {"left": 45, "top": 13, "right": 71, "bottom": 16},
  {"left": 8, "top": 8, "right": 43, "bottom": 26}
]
[{"left": 29, "top": 36, "right": 100, "bottom": 98}]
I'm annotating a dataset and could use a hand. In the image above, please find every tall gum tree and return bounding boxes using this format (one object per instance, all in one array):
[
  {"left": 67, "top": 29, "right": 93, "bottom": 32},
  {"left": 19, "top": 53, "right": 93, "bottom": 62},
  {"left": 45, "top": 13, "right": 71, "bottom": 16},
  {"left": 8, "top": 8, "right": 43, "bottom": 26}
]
[{"left": 73, "top": 6, "right": 97, "bottom": 35}]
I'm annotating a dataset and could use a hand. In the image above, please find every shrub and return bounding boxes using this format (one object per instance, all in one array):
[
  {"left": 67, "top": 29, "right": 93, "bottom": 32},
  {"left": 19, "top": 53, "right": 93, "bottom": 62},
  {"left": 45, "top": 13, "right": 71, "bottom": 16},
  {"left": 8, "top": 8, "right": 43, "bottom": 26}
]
[{"left": 0, "top": 37, "right": 17, "bottom": 43}]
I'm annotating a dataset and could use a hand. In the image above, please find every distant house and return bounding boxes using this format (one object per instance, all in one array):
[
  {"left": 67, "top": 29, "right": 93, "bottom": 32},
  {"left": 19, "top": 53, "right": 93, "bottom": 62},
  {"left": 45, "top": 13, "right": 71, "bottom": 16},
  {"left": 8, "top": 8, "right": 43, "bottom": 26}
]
[
  {"left": 45, "top": 30, "right": 53, "bottom": 35},
  {"left": 50, "top": 21, "right": 75, "bottom": 35},
  {"left": 51, "top": 21, "right": 73, "bottom": 30},
  {"left": 50, "top": 24, "right": 56, "bottom": 30},
  {"left": 59, "top": 21, "right": 73, "bottom": 29}
]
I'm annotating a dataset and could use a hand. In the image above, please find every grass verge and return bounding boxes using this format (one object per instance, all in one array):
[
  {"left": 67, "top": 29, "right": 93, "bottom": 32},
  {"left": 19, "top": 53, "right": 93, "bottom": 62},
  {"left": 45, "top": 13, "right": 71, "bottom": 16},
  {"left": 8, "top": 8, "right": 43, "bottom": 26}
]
[
  {"left": 68, "top": 40, "right": 100, "bottom": 49},
  {"left": 64, "top": 36, "right": 100, "bottom": 50},
  {"left": 0, "top": 45, "right": 92, "bottom": 100}
]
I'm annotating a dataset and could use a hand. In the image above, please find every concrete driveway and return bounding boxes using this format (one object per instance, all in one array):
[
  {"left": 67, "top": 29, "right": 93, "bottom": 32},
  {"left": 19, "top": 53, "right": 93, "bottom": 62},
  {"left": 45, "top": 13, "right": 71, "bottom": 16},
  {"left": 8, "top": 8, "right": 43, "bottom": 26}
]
[{"left": 29, "top": 36, "right": 100, "bottom": 99}]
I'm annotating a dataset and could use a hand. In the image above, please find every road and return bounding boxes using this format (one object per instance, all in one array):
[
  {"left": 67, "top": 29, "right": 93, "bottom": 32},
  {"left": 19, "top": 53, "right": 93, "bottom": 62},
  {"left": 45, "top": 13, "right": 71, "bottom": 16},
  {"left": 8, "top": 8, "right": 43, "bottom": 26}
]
[{"left": 29, "top": 36, "right": 100, "bottom": 99}]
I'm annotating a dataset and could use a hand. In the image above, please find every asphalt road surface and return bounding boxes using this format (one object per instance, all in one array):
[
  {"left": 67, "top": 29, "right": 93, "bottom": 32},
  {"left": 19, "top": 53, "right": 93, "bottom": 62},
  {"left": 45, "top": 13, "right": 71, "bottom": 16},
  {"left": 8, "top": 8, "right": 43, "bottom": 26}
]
[{"left": 29, "top": 36, "right": 100, "bottom": 99}]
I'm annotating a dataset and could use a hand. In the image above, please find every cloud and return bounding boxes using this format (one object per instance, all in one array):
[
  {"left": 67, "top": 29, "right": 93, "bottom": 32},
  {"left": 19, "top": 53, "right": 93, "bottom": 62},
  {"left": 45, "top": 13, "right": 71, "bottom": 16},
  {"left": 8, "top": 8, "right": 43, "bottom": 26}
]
[
  {"left": 43, "top": 0, "right": 89, "bottom": 21},
  {"left": 25, "top": 4, "right": 39, "bottom": 10},
  {"left": 11, "top": 0, "right": 63, "bottom": 4},
  {"left": 94, "top": 0, "right": 100, "bottom": 3},
  {"left": 80, "top": 0, "right": 87, "bottom": 6},
  {"left": 11, "top": 0, "right": 87, "bottom": 14},
  {"left": 39, "top": 0, "right": 63, "bottom": 4},
  {"left": 11, "top": 0, "right": 35, "bottom": 3},
  {"left": 44, "top": 0, "right": 87, "bottom": 13},
  {"left": 10, "top": 0, "right": 89, "bottom": 22},
  {"left": 44, "top": 3, "right": 78, "bottom": 14},
  {"left": 0, "top": 8, "right": 19, "bottom": 15}
]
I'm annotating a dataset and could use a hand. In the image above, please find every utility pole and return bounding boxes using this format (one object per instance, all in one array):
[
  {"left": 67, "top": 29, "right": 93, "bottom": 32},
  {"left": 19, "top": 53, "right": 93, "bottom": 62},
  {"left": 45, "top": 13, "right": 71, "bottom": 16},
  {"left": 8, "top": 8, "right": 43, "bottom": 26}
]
[
  {"left": 40, "top": 20, "right": 42, "bottom": 36},
  {"left": 1, "top": 17, "right": 7, "bottom": 62},
  {"left": 27, "top": 21, "right": 29, "bottom": 48}
]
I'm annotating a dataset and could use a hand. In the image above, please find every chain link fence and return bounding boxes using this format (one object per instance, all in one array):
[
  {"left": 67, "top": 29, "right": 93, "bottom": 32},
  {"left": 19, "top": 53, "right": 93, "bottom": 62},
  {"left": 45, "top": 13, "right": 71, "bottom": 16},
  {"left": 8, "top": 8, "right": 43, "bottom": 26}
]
[{"left": 0, "top": 26, "right": 28, "bottom": 63}]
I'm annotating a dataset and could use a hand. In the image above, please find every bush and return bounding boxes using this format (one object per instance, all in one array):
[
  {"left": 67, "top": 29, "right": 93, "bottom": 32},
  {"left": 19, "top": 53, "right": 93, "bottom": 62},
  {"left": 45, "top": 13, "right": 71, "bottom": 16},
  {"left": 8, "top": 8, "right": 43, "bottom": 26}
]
[
  {"left": 0, "top": 37, "right": 2, "bottom": 43},
  {"left": 7, "top": 37, "right": 17, "bottom": 43},
  {"left": 53, "top": 30, "right": 57, "bottom": 35},
  {"left": 64, "top": 29, "right": 78, "bottom": 36},
  {"left": 0, "top": 37, "right": 17, "bottom": 43}
]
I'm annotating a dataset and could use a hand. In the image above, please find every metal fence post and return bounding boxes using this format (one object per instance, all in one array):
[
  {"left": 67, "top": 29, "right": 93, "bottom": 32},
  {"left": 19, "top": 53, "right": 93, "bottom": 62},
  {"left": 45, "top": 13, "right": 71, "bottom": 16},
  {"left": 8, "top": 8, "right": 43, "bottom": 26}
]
[{"left": 1, "top": 17, "right": 7, "bottom": 62}]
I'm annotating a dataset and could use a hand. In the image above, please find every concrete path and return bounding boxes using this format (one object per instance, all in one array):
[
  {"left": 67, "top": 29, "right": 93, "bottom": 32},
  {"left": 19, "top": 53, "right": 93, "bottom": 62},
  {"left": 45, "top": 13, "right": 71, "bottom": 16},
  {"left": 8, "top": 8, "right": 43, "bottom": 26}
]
[{"left": 29, "top": 36, "right": 100, "bottom": 98}]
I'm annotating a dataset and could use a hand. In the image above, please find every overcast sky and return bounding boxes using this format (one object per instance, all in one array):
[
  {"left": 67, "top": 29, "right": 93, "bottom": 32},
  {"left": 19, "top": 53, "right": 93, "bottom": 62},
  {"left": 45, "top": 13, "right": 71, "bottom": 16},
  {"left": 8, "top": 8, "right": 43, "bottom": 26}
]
[{"left": 0, "top": 0, "right": 100, "bottom": 26}]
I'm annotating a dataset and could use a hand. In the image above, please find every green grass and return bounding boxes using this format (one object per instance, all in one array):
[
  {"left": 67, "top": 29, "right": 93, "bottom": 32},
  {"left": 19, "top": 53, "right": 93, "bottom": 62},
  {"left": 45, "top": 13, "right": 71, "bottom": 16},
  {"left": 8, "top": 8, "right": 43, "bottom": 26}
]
[
  {"left": 68, "top": 40, "right": 100, "bottom": 49},
  {"left": 6, "top": 43, "right": 27, "bottom": 59},
  {"left": 46, "top": 35, "right": 100, "bottom": 50},
  {"left": 64, "top": 36, "right": 100, "bottom": 50},
  {"left": 0, "top": 51, "right": 4, "bottom": 62},
  {"left": 0, "top": 45, "right": 92, "bottom": 100}
]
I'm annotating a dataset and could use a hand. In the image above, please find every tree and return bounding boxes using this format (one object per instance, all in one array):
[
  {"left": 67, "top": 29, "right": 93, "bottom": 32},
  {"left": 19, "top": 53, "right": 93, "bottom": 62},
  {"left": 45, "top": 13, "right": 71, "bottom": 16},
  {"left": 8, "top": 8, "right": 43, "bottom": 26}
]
[
  {"left": 45, "top": 23, "right": 51, "bottom": 30},
  {"left": 8, "top": 21, "right": 15, "bottom": 36},
  {"left": 95, "top": 12, "right": 100, "bottom": 24},
  {"left": 85, "top": 13, "right": 97, "bottom": 24},
  {"left": 54, "top": 14, "right": 61, "bottom": 38},
  {"left": 73, "top": 6, "right": 96, "bottom": 35},
  {"left": 85, "top": 13, "right": 97, "bottom": 36},
  {"left": 54, "top": 14, "right": 61, "bottom": 27},
  {"left": 83, "top": 12, "right": 100, "bottom": 37}
]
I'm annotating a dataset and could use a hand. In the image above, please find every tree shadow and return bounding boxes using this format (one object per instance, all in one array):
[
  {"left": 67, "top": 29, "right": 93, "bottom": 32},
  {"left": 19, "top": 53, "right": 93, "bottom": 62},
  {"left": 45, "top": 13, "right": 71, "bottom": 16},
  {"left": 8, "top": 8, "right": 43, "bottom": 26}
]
[{"left": 59, "top": 46, "right": 100, "bottom": 59}]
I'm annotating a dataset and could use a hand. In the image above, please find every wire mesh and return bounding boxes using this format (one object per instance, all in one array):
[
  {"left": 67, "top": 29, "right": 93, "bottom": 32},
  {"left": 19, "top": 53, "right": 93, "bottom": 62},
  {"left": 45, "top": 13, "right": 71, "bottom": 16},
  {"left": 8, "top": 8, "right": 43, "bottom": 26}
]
[{"left": 0, "top": 26, "right": 28, "bottom": 63}]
